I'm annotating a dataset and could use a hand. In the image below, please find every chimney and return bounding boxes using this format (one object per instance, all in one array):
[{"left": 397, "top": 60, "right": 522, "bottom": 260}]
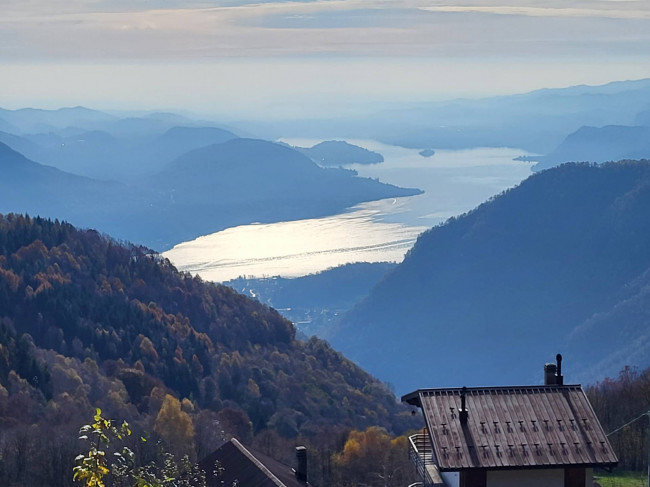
[
  {"left": 556, "top": 354, "right": 564, "bottom": 385},
  {"left": 459, "top": 386, "right": 468, "bottom": 424},
  {"left": 294, "top": 446, "right": 307, "bottom": 482},
  {"left": 544, "top": 363, "right": 557, "bottom": 385},
  {"left": 544, "top": 354, "right": 564, "bottom": 385}
]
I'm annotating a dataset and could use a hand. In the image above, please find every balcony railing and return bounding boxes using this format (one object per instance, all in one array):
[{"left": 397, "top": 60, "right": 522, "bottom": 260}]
[{"left": 408, "top": 433, "right": 445, "bottom": 486}]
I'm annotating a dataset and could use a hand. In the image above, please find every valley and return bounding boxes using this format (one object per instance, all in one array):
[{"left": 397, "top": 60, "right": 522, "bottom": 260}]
[
  {"left": 5, "top": 2, "right": 650, "bottom": 485},
  {"left": 3, "top": 76, "right": 650, "bottom": 487}
]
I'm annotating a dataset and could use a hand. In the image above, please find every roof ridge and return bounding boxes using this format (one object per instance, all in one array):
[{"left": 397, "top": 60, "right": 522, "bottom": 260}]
[
  {"left": 230, "top": 438, "right": 287, "bottom": 487},
  {"left": 418, "top": 384, "right": 583, "bottom": 393}
]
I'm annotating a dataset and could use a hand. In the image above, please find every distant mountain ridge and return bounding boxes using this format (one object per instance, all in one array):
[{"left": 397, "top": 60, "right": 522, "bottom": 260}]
[
  {"left": 296, "top": 141, "right": 384, "bottom": 166},
  {"left": 0, "top": 125, "right": 239, "bottom": 181},
  {"left": 535, "top": 125, "right": 650, "bottom": 171},
  {"left": 240, "top": 78, "right": 650, "bottom": 155},
  {"left": 0, "top": 106, "right": 117, "bottom": 134},
  {"left": 369, "top": 79, "right": 650, "bottom": 153},
  {"left": 331, "top": 160, "right": 650, "bottom": 393},
  {"left": 0, "top": 141, "right": 128, "bottom": 212}
]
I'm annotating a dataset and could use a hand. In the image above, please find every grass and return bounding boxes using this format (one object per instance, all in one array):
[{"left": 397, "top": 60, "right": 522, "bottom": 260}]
[{"left": 594, "top": 471, "right": 647, "bottom": 487}]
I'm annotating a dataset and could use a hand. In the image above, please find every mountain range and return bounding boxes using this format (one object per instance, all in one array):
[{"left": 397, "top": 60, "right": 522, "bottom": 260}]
[
  {"left": 368, "top": 78, "right": 650, "bottom": 153},
  {"left": 0, "top": 136, "right": 420, "bottom": 250},
  {"left": 5, "top": 84, "right": 650, "bottom": 391},
  {"left": 240, "top": 78, "right": 650, "bottom": 156},
  {"left": 5, "top": 81, "right": 650, "bottom": 484},
  {"left": 0, "top": 106, "right": 117, "bottom": 134},
  {"left": 534, "top": 125, "right": 650, "bottom": 171},
  {"left": 0, "top": 124, "right": 238, "bottom": 181}
]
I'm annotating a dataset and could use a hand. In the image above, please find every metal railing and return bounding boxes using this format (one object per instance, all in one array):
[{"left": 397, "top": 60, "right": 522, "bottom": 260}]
[{"left": 408, "top": 433, "right": 435, "bottom": 486}]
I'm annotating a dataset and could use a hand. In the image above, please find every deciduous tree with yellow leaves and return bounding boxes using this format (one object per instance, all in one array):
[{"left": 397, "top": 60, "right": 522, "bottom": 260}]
[
  {"left": 332, "top": 426, "right": 417, "bottom": 487},
  {"left": 153, "top": 394, "right": 196, "bottom": 462}
]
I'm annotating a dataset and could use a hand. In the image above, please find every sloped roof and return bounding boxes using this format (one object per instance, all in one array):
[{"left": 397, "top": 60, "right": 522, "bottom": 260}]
[
  {"left": 199, "top": 438, "right": 308, "bottom": 487},
  {"left": 402, "top": 385, "right": 618, "bottom": 471}
]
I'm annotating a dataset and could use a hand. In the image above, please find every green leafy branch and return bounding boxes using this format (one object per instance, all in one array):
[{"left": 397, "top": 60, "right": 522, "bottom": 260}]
[
  {"left": 73, "top": 408, "right": 133, "bottom": 487},
  {"left": 73, "top": 408, "right": 206, "bottom": 487}
]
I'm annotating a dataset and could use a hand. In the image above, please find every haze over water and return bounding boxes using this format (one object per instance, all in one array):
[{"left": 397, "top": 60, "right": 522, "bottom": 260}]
[{"left": 164, "top": 142, "right": 534, "bottom": 281}]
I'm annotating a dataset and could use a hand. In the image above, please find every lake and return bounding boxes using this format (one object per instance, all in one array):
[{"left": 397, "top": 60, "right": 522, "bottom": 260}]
[{"left": 163, "top": 141, "right": 534, "bottom": 281}]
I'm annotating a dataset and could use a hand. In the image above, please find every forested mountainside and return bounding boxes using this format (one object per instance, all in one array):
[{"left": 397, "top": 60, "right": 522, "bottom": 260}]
[
  {"left": 0, "top": 139, "right": 420, "bottom": 250},
  {"left": 332, "top": 160, "right": 650, "bottom": 393},
  {"left": 586, "top": 365, "right": 650, "bottom": 472},
  {"left": 0, "top": 214, "right": 418, "bottom": 486}
]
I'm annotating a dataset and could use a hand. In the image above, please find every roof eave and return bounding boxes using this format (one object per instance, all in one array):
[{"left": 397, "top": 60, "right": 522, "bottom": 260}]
[
  {"left": 437, "top": 461, "right": 619, "bottom": 473},
  {"left": 401, "top": 390, "right": 423, "bottom": 406}
]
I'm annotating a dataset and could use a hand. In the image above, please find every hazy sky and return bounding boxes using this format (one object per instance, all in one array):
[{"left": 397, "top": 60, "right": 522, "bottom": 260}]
[{"left": 3, "top": 0, "right": 650, "bottom": 119}]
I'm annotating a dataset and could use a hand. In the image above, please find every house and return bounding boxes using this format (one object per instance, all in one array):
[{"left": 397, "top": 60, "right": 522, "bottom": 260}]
[
  {"left": 401, "top": 355, "right": 618, "bottom": 487},
  {"left": 199, "top": 437, "right": 310, "bottom": 487}
]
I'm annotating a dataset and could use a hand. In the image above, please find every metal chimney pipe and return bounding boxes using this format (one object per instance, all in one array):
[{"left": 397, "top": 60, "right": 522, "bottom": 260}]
[
  {"left": 459, "top": 387, "right": 468, "bottom": 424},
  {"left": 295, "top": 446, "right": 307, "bottom": 482},
  {"left": 556, "top": 354, "right": 563, "bottom": 385}
]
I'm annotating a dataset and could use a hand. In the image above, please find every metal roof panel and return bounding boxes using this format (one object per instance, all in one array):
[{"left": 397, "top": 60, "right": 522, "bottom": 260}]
[{"left": 405, "top": 385, "right": 618, "bottom": 471}]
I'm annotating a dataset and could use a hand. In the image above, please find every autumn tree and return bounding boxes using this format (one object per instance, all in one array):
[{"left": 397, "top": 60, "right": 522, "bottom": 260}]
[
  {"left": 331, "top": 426, "right": 417, "bottom": 487},
  {"left": 587, "top": 366, "right": 650, "bottom": 471},
  {"left": 153, "top": 394, "right": 196, "bottom": 461}
]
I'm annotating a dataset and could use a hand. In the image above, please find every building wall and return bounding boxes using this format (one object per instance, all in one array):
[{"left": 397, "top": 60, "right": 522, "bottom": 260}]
[
  {"left": 440, "top": 467, "right": 594, "bottom": 486},
  {"left": 487, "top": 468, "right": 564, "bottom": 487},
  {"left": 441, "top": 471, "right": 459, "bottom": 487},
  {"left": 483, "top": 468, "right": 593, "bottom": 487}
]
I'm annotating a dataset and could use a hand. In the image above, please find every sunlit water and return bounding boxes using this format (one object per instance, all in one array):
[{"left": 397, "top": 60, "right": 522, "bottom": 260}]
[{"left": 164, "top": 141, "right": 534, "bottom": 281}]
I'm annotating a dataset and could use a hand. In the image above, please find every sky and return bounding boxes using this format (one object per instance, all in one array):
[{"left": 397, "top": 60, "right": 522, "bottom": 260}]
[{"left": 2, "top": 0, "right": 650, "bottom": 119}]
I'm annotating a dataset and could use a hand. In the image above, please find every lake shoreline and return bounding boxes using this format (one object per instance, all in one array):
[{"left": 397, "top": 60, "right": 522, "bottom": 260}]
[{"left": 164, "top": 143, "right": 534, "bottom": 281}]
